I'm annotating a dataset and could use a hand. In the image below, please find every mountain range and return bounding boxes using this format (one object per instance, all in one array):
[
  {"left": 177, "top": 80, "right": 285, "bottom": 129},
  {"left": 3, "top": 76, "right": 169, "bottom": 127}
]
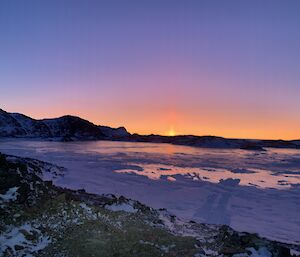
[
  {"left": 0, "top": 109, "right": 129, "bottom": 141},
  {"left": 0, "top": 108, "right": 299, "bottom": 150}
]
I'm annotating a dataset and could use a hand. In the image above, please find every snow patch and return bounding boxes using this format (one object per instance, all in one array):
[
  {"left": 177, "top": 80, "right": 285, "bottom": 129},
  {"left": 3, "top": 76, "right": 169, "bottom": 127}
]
[
  {"left": 0, "top": 187, "right": 19, "bottom": 202},
  {"left": 79, "top": 203, "right": 93, "bottom": 214},
  {"left": 0, "top": 223, "right": 51, "bottom": 256},
  {"left": 232, "top": 247, "right": 272, "bottom": 257}
]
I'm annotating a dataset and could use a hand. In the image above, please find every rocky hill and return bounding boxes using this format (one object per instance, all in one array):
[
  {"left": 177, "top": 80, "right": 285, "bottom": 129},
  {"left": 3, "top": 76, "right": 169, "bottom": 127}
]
[
  {"left": 0, "top": 109, "right": 130, "bottom": 141},
  {"left": 1, "top": 109, "right": 299, "bottom": 150},
  {"left": 129, "top": 134, "right": 300, "bottom": 150},
  {"left": 0, "top": 153, "right": 298, "bottom": 257}
]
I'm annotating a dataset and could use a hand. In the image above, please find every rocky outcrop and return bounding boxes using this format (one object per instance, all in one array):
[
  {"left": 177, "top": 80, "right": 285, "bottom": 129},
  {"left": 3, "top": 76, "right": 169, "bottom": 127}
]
[
  {"left": 0, "top": 153, "right": 298, "bottom": 257},
  {"left": 42, "top": 115, "right": 105, "bottom": 140},
  {"left": 98, "top": 125, "right": 130, "bottom": 139},
  {"left": 0, "top": 110, "right": 107, "bottom": 141},
  {"left": 129, "top": 134, "right": 268, "bottom": 150},
  {"left": 1, "top": 109, "right": 299, "bottom": 150}
]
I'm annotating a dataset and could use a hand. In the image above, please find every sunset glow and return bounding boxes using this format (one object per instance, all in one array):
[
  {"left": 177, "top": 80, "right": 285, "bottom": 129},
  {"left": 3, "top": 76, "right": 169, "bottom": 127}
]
[
  {"left": 167, "top": 127, "right": 176, "bottom": 137},
  {"left": 1, "top": 2, "right": 300, "bottom": 253},
  {"left": 1, "top": 1, "right": 300, "bottom": 140}
]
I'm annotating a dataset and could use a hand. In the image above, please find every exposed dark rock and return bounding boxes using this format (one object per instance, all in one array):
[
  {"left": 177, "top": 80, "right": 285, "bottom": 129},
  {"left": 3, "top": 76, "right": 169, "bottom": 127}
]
[
  {"left": 0, "top": 152, "right": 298, "bottom": 257},
  {"left": 1, "top": 108, "right": 299, "bottom": 150}
]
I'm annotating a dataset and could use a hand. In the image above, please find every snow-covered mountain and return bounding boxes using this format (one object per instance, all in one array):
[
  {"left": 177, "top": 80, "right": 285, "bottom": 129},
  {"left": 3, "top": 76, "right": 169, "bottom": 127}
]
[
  {"left": 98, "top": 125, "right": 129, "bottom": 139},
  {"left": 1, "top": 108, "right": 299, "bottom": 149},
  {"left": 0, "top": 109, "right": 130, "bottom": 141}
]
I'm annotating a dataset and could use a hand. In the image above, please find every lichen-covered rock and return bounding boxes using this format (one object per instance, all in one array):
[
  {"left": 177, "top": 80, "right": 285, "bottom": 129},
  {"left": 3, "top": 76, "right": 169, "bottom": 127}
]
[{"left": 0, "top": 153, "right": 298, "bottom": 257}]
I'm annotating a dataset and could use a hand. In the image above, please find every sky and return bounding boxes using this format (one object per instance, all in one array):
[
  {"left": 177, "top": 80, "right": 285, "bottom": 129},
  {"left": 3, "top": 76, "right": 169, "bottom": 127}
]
[{"left": 0, "top": 0, "right": 300, "bottom": 139}]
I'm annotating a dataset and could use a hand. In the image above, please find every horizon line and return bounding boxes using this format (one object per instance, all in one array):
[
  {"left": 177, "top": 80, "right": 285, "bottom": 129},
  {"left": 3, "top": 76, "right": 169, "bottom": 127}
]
[{"left": 2, "top": 108, "right": 299, "bottom": 142}]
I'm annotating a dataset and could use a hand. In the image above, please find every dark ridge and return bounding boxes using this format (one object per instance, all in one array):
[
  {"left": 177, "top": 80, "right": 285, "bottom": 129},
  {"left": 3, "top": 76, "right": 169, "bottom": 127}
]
[{"left": 0, "top": 108, "right": 299, "bottom": 150}]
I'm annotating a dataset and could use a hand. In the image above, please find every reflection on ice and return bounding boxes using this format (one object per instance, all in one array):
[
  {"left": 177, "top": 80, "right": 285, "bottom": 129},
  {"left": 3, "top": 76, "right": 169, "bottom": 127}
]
[
  {"left": 114, "top": 163, "right": 300, "bottom": 189},
  {"left": 0, "top": 139, "right": 299, "bottom": 245}
]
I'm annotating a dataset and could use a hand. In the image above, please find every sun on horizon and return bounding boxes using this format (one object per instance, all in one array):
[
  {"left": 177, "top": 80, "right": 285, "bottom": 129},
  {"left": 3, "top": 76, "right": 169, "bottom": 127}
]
[{"left": 167, "top": 127, "right": 176, "bottom": 137}]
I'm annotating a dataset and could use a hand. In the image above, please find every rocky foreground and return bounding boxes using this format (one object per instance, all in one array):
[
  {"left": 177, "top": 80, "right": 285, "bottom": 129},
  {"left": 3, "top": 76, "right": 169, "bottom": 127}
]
[{"left": 0, "top": 153, "right": 299, "bottom": 257}]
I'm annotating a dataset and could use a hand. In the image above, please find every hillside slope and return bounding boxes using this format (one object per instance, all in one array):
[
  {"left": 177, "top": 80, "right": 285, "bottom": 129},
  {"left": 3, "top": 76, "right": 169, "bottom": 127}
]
[
  {"left": 0, "top": 109, "right": 130, "bottom": 141},
  {"left": 0, "top": 153, "right": 297, "bottom": 256}
]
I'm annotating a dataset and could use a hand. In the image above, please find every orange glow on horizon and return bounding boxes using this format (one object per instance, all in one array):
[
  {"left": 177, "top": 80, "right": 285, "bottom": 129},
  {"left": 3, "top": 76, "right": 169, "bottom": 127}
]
[
  {"left": 1, "top": 1, "right": 300, "bottom": 142},
  {"left": 3, "top": 105, "right": 300, "bottom": 141},
  {"left": 167, "top": 127, "right": 176, "bottom": 136}
]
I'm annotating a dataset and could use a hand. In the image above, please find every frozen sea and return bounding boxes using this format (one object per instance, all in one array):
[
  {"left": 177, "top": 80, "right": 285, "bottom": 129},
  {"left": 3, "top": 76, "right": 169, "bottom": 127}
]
[{"left": 0, "top": 139, "right": 299, "bottom": 245}]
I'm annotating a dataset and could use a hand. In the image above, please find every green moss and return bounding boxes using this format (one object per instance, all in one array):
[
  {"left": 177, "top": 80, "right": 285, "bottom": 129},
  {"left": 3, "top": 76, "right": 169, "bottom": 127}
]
[
  {"left": 0, "top": 153, "right": 293, "bottom": 257},
  {"left": 41, "top": 215, "right": 198, "bottom": 257}
]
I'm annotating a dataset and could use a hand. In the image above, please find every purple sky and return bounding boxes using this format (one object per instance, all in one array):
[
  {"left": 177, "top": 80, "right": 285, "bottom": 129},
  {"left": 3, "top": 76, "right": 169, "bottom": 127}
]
[{"left": 0, "top": 1, "right": 300, "bottom": 139}]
